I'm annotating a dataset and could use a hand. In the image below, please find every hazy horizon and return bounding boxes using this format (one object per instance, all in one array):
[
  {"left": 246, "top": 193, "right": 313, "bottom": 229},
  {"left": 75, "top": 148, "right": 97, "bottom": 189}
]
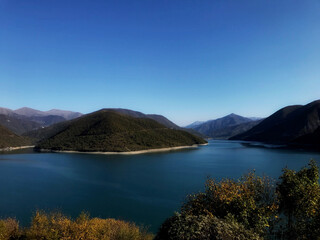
[{"left": 1, "top": 0, "right": 320, "bottom": 126}]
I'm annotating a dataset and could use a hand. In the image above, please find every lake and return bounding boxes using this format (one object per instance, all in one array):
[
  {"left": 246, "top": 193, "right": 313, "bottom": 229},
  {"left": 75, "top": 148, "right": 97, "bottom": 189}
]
[{"left": 0, "top": 140, "right": 319, "bottom": 233}]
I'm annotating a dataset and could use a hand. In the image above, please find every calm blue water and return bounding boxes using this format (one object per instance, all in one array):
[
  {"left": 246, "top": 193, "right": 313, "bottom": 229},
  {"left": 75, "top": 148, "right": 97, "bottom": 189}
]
[{"left": 0, "top": 140, "right": 319, "bottom": 232}]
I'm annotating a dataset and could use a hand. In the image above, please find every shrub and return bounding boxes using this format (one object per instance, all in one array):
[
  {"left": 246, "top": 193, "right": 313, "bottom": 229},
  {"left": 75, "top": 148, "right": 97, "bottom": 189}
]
[
  {"left": 0, "top": 218, "right": 20, "bottom": 240},
  {"left": 24, "top": 211, "right": 153, "bottom": 240},
  {"left": 157, "top": 160, "right": 320, "bottom": 240},
  {"left": 277, "top": 159, "right": 320, "bottom": 239},
  {"left": 155, "top": 213, "right": 262, "bottom": 240},
  {"left": 181, "top": 172, "right": 277, "bottom": 236}
]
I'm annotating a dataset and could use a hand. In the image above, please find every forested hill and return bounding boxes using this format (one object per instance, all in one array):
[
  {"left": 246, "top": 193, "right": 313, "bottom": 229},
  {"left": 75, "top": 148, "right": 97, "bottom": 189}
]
[
  {"left": 231, "top": 100, "right": 320, "bottom": 148},
  {"left": 36, "top": 110, "right": 207, "bottom": 152},
  {"left": 0, "top": 125, "right": 31, "bottom": 148}
]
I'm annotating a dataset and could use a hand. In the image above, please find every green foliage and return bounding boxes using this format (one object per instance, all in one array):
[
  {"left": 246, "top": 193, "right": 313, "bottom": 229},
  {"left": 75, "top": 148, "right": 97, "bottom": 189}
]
[
  {"left": 35, "top": 111, "right": 206, "bottom": 152},
  {"left": 277, "top": 159, "right": 320, "bottom": 239},
  {"left": 0, "top": 125, "right": 31, "bottom": 148},
  {"left": 155, "top": 213, "right": 262, "bottom": 240},
  {"left": 0, "top": 211, "right": 153, "bottom": 240},
  {"left": 157, "top": 160, "right": 320, "bottom": 240},
  {"left": 181, "top": 172, "right": 277, "bottom": 236}
]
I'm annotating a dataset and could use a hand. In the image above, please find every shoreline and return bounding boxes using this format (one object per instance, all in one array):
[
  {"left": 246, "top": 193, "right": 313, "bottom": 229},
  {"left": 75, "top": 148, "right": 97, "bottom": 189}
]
[
  {"left": 39, "top": 143, "right": 208, "bottom": 155},
  {"left": 0, "top": 145, "right": 35, "bottom": 152}
]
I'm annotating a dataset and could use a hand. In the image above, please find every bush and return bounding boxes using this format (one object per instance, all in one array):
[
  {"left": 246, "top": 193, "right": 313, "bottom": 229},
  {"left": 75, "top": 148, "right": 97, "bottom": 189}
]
[
  {"left": 0, "top": 218, "right": 19, "bottom": 240},
  {"left": 0, "top": 211, "right": 153, "bottom": 240},
  {"left": 25, "top": 211, "right": 153, "bottom": 240},
  {"left": 181, "top": 172, "right": 277, "bottom": 236},
  {"left": 155, "top": 213, "right": 262, "bottom": 240},
  {"left": 277, "top": 160, "right": 320, "bottom": 239},
  {"left": 157, "top": 160, "right": 320, "bottom": 240}
]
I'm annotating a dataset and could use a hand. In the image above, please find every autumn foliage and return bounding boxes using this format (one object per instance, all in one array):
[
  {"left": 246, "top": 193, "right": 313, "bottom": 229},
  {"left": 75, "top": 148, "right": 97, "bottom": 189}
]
[
  {"left": 0, "top": 211, "right": 153, "bottom": 240},
  {"left": 156, "top": 160, "right": 320, "bottom": 240}
]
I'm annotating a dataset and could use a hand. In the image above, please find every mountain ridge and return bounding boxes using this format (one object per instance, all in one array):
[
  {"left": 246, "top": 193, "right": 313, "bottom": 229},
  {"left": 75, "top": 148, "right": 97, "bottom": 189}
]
[
  {"left": 230, "top": 100, "right": 320, "bottom": 148},
  {"left": 187, "top": 113, "right": 259, "bottom": 139},
  {"left": 0, "top": 107, "right": 83, "bottom": 134}
]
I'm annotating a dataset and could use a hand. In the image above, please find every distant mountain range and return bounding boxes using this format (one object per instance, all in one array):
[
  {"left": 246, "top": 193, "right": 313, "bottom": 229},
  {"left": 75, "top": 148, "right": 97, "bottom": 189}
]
[
  {"left": 185, "top": 121, "right": 205, "bottom": 129},
  {"left": 2, "top": 107, "right": 83, "bottom": 120},
  {"left": 35, "top": 109, "right": 206, "bottom": 152},
  {"left": 1, "top": 100, "right": 320, "bottom": 151},
  {"left": 186, "top": 113, "right": 262, "bottom": 139},
  {"left": 0, "top": 107, "right": 82, "bottom": 134},
  {"left": 230, "top": 100, "right": 320, "bottom": 149}
]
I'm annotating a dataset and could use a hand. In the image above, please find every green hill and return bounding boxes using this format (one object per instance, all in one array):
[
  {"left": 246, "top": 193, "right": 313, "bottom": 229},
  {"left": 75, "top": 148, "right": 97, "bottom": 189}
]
[
  {"left": 35, "top": 110, "right": 207, "bottom": 152},
  {"left": 0, "top": 125, "right": 31, "bottom": 148}
]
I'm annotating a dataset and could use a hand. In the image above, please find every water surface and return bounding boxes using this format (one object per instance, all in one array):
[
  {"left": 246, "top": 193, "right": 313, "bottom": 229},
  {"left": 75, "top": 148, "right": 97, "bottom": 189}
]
[{"left": 0, "top": 140, "right": 319, "bottom": 232}]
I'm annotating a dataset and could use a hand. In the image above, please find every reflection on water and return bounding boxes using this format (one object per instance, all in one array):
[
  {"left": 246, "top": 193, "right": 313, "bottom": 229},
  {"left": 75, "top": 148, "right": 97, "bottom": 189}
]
[{"left": 0, "top": 140, "right": 319, "bottom": 232}]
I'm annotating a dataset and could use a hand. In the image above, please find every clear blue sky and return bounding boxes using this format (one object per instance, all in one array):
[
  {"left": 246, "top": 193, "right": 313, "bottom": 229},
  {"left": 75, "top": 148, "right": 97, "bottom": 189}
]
[{"left": 1, "top": 0, "right": 319, "bottom": 126}]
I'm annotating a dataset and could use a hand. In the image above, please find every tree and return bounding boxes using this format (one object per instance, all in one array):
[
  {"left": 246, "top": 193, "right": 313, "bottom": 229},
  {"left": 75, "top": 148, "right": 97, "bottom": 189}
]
[
  {"left": 181, "top": 172, "right": 278, "bottom": 236},
  {"left": 277, "top": 159, "right": 320, "bottom": 239},
  {"left": 155, "top": 213, "right": 262, "bottom": 240},
  {"left": 156, "top": 160, "right": 320, "bottom": 240}
]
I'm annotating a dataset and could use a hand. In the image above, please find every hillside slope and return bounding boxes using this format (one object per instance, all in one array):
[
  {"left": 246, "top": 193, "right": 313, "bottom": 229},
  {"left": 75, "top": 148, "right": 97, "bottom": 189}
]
[
  {"left": 209, "top": 120, "right": 262, "bottom": 139},
  {"left": 101, "top": 108, "right": 179, "bottom": 129},
  {"left": 45, "top": 109, "right": 82, "bottom": 120},
  {"left": 189, "top": 114, "right": 255, "bottom": 139},
  {"left": 0, "top": 107, "right": 82, "bottom": 134},
  {"left": 231, "top": 100, "right": 320, "bottom": 146},
  {"left": 25, "top": 108, "right": 201, "bottom": 141},
  {"left": 0, "top": 114, "right": 42, "bottom": 135},
  {"left": 36, "top": 110, "right": 206, "bottom": 152},
  {"left": 0, "top": 125, "right": 31, "bottom": 148},
  {"left": 293, "top": 126, "right": 320, "bottom": 149}
]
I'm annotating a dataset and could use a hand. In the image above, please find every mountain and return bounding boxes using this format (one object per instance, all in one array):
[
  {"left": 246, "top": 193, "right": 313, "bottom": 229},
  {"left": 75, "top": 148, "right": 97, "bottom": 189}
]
[
  {"left": 0, "top": 125, "right": 31, "bottom": 148},
  {"left": 293, "top": 126, "right": 320, "bottom": 149},
  {"left": 230, "top": 100, "right": 320, "bottom": 147},
  {"left": 207, "top": 120, "right": 262, "bottom": 139},
  {"left": 45, "top": 109, "right": 83, "bottom": 120},
  {"left": 14, "top": 107, "right": 46, "bottom": 117},
  {"left": 25, "top": 108, "right": 203, "bottom": 141},
  {"left": 96, "top": 108, "right": 204, "bottom": 136},
  {"left": 13, "top": 107, "right": 83, "bottom": 120},
  {"left": 0, "top": 113, "right": 66, "bottom": 134},
  {"left": 249, "top": 117, "right": 263, "bottom": 121},
  {"left": 35, "top": 110, "right": 207, "bottom": 152},
  {"left": 27, "top": 115, "right": 67, "bottom": 127},
  {"left": 0, "top": 107, "right": 83, "bottom": 134},
  {"left": 185, "top": 121, "right": 205, "bottom": 129},
  {"left": 23, "top": 119, "right": 71, "bottom": 143},
  {"left": 102, "top": 108, "right": 179, "bottom": 129},
  {"left": 189, "top": 114, "right": 256, "bottom": 139},
  {"left": 0, "top": 107, "right": 14, "bottom": 115},
  {"left": 0, "top": 114, "right": 42, "bottom": 135}
]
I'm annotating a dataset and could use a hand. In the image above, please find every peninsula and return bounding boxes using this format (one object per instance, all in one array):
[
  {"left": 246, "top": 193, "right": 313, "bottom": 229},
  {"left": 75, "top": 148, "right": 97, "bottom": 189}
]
[{"left": 35, "top": 109, "right": 207, "bottom": 153}]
